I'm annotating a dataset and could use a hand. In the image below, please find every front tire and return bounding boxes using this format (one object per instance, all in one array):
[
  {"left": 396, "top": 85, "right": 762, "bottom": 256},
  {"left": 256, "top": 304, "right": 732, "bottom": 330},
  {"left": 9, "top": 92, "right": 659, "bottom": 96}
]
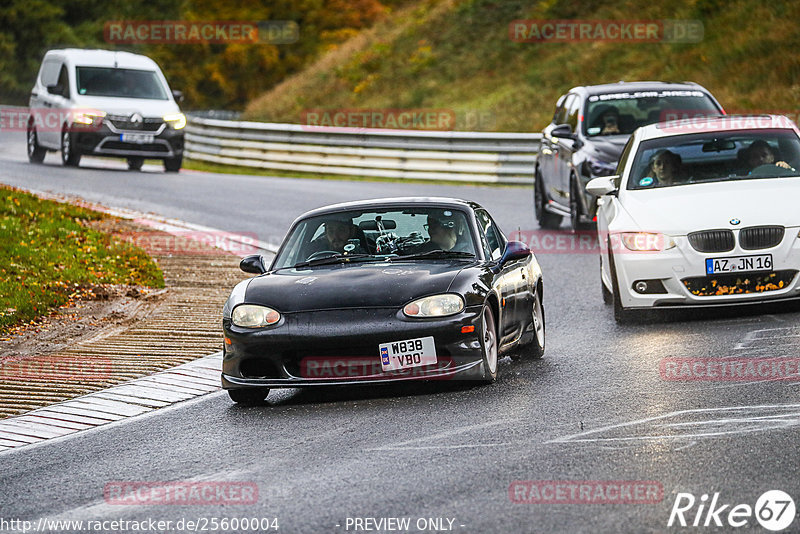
[
  {"left": 228, "top": 388, "right": 270, "bottom": 405},
  {"left": 609, "top": 246, "right": 634, "bottom": 323},
  {"left": 529, "top": 289, "right": 545, "bottom": 359},
  {"left": 479, "top": 305, "right": 499, "bottom": 383},
  {"left": 27, "top": 122, "right": 46, "bottom": 163},
  {"left": 164, "top": 156, "right": 182, "bottom": 173},
  {"left": 534, "top": 168, "right": 562, "bottom": 229},
  {"left": 570, "top": 176, "right": 593, "bottom": 231},
  {"left": 61, "top": 128, "right": 81, "bottom": 167},
  {"left": 128, "top": 157, "right": 144, "bottom": 171}
]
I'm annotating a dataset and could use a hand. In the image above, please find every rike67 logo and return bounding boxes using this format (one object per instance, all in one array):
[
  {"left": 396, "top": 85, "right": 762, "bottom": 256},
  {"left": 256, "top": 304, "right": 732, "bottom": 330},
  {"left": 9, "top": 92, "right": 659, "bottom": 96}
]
[{"left": 668, "top": 490, "right": 796, "bottom": 531}]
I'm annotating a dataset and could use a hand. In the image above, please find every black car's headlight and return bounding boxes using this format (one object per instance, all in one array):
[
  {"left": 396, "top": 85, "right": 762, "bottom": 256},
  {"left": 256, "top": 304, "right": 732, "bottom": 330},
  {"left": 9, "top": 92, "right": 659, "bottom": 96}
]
[
  {"left": 232, "top": 304, "right": 281, "bottom": 327},
  {"left": 585, "top": 157, "right": 617, "bottom": 177},
  {"left": 403, "top": 294, "right": 464, "bottom": 317}
]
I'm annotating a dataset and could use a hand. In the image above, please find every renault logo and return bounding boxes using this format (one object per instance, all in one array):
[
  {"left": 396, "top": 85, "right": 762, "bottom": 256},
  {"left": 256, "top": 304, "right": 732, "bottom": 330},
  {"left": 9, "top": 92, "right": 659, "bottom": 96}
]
[
  {"left": 730, "top": 218, "right": 741, "bottom": 225},
  {"left": 130, "top": 113, "right": 143, "bottom": 123}
]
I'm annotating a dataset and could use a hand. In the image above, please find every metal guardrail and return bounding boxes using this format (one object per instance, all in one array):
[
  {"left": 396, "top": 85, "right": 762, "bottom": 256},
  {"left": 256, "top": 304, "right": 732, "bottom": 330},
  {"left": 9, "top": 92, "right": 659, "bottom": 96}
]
[{"left": 184, "top": 116, "right": 541, "bottom": 184}]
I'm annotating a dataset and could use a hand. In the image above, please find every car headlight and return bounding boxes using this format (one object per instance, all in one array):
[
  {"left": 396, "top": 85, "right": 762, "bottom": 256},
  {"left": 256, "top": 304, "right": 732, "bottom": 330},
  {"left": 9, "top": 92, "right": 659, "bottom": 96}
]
[
  {"left": 163, "top": 112, "right": 186, "bottom": 129},
  {"left": 403, "top": 294, "right": 464, "bottom": 317},
  {"left": 72, "top": 110, "right": 106, "bottom": 125},
  {"left": 619, "top": 232, "right": 676, "bottom": 252},
  {"left": 585, "top": 157, "right": 617, "bottom": 177},
  {"left": 232, "top": 304, "right": 281, "bottom": 328}
]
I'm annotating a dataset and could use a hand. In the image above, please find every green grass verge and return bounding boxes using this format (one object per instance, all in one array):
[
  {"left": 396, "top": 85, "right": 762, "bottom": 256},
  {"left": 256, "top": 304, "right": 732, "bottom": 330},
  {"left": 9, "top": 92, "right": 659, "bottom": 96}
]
[
  {"left": 0, "top": 186, "right": 164, "bottom": 335},
  {"left": 183, "top": 158, "right": 527, "bottom": 188}
]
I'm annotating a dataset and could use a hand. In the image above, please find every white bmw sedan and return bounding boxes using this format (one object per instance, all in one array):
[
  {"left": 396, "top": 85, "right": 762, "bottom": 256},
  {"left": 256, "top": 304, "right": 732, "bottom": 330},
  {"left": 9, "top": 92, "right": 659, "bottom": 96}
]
[{"left": 587, "top": 115, "right": 800, "bottom": 322}]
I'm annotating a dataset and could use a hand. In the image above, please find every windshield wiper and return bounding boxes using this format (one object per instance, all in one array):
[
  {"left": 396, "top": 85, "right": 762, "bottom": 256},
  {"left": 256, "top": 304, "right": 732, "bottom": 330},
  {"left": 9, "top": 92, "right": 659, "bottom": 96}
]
[
  {"left": 292, "top": 253, "right": 378, "bottom": 269},
  {"left": 390, "top": 249, "right": 476, "bottom": 261}
]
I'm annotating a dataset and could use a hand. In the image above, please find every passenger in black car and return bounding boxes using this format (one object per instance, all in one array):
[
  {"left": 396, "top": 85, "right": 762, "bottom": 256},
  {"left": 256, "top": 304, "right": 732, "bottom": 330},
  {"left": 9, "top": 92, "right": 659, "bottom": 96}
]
[{"left": 416, "top": 212, "right": 470, "bottom": 253}]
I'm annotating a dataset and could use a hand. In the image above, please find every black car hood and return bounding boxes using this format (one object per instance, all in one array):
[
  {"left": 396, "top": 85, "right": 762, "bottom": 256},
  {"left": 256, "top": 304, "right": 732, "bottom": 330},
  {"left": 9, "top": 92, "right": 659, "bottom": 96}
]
[
  {"left": 588, "top": 135, "right": 628, "bottom": 162},
  {"left": 245, "top": 261, "right": 470, "bottom": 312}
]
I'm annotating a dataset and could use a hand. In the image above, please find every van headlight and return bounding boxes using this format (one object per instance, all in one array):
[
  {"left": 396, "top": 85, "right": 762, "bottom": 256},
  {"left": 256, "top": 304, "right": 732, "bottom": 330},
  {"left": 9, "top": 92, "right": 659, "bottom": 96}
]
[
  {"left": 73, "top": 110, "right": 106, "bottom": 125},
  {"left": 403, "top": 294, "right": 464, "bottom": 317},
  {"left": 163, "top": 112, "right": 186, "bottom": 130},
  {"left": 232, "top": 305, "right": 281, "bottom": 328}
]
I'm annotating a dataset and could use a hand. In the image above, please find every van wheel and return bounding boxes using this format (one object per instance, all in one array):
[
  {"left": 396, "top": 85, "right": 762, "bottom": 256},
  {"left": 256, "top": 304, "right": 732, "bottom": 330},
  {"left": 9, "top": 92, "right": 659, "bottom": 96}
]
[
  {"left": 27, "top": 122, "right": 46, "bottom": 163},
  {"left": 164, "top": 156, "right": 182, "bottom": 173},
  {"left": 128, "top": 157, "right": 144, "bottom": 171},
  {"left": 61, "top": 128, "right": 81, "bottom": 167}
]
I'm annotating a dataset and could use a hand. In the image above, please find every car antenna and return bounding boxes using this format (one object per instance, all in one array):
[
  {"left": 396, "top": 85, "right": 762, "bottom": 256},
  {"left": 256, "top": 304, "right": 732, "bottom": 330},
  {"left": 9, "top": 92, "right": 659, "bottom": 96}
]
[{"left": 114, "top": 51, "right": 118, "bottom": 68}]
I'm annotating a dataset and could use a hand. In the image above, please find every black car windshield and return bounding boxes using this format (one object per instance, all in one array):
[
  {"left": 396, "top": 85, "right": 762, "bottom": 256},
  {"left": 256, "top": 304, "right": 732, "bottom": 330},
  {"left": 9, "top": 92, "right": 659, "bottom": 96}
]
[
  {"left": 272, "top": 207, "right": 477, "bottom": 269},
  {"left": 584, "top": 90, "right": 720, "bottom": 137},
  {"left": 76, "top": 67, "right": 169, "bottom": 99},
  {"left": 626, "top": 129, "right": 800, "bottom": 190}
]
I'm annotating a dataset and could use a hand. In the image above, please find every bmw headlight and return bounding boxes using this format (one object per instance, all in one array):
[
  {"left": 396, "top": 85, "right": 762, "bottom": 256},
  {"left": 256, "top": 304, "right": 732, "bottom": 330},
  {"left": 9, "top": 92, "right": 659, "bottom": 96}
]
[
  {"left": 585, "top": 157, "right": 617, "bottom": 177},
  {"left": 403, "top": 294, "right": 464, "bottom": 317},
  {"left": 619, "top": 232, "right": 676, "bottom": 252},
  {"left": 232, "top": 304, "right": 281, "bottom": 328},
  {"left": 163, "top": 112, "right": 186, "bottom": 129}
]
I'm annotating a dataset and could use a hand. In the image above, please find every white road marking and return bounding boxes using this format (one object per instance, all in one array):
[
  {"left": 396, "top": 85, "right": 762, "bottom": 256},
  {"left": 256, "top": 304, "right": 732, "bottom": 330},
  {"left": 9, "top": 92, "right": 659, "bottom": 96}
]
[
  {"left": 546, "top": 403, "right": 800, "bottom": 444},
  {"left": 366, "top": 419, "right": 512, "bottom": 451}
]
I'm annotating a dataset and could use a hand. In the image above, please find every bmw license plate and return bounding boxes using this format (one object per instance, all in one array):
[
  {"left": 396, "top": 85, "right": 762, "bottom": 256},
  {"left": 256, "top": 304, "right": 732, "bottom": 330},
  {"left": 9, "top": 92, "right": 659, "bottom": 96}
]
[
  {"left": 120, "top": 133, "right": 155, "bottom": 144},
  {"left": 705, "top": 254, "right": 773, "bottom": 274},
  {"left": 379, "top": 336, "right": 437, "bottom": 372}
]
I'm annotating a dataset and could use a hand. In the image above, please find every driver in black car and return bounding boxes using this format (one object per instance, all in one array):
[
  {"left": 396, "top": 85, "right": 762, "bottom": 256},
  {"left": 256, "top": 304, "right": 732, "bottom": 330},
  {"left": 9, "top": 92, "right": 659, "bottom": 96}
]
[{"left": 305, "top": 215, "right": 366, "bottom": 257}]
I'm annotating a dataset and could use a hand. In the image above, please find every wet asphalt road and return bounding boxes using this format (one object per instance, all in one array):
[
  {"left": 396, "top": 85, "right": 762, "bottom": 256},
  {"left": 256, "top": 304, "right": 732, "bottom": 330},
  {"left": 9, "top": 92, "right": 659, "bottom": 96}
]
[{"left": 1, "top": 130, "right": 799, "bottom": 533}]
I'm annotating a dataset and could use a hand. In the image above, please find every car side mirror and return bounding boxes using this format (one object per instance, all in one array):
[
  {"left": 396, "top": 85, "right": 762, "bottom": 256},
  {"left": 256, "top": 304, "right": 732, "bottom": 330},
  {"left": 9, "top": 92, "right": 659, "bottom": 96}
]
[
  {"left": 172, "top": 89, "right": 184, "bottom": 103},
  {"left": 551, "top": 123, "right": 577, "bottom": 140},
  {"left": 239, "top": 254, "right": 266, "bottom": 274},
  {"left": 499, "top": 241, "right": 531, "bottom": 265},
  {"left": 47, "top": 84, "right": 64, "bottom": 96},
  {"left": 586, "top": 175, "right": 619, "bottom": 196}
]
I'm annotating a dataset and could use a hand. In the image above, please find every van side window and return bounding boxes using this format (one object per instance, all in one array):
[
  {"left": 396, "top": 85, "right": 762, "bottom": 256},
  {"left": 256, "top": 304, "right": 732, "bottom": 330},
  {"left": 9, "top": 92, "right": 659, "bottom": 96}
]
[
  {"left": 40, "top": 60, "right": 60, "bottom": 87},
  {"left": 56, "top": 65, "right": 70, "bottom": 98}
]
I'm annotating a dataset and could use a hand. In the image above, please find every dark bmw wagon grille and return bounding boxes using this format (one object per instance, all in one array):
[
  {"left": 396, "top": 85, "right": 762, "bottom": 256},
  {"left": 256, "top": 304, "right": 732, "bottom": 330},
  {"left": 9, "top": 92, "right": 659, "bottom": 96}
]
[
  {"left": 688, "top": 230, "right": 735, "bottom": 253},
  {"left": 739, "top": 226, "right": 784, "bottom": 250}
]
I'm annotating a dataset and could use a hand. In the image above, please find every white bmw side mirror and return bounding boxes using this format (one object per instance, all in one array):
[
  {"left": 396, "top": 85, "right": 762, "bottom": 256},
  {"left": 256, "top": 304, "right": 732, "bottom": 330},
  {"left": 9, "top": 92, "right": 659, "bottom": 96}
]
[{"left": 586, "top": 175, "right": 619, "bottom": 196}]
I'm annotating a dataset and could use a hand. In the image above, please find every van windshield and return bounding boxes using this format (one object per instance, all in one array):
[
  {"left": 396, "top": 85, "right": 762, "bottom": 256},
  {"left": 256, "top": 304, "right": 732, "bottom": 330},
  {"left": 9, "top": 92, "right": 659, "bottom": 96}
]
[{"left": 75, "top": 67, "right": 169, "bottom": 100}]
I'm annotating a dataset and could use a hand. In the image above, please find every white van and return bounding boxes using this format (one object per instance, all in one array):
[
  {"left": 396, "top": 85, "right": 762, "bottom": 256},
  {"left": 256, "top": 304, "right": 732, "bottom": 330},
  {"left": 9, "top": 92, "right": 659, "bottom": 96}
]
[{"left": 28, "top": 49, "right": 185, "bottom": 172}]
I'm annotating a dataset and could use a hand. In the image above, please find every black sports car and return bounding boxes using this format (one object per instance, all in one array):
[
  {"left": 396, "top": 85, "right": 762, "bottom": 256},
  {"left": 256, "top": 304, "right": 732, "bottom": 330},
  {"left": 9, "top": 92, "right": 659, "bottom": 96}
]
[{"left": 221, "top": 197, "right": 545, "bottom": 404}]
